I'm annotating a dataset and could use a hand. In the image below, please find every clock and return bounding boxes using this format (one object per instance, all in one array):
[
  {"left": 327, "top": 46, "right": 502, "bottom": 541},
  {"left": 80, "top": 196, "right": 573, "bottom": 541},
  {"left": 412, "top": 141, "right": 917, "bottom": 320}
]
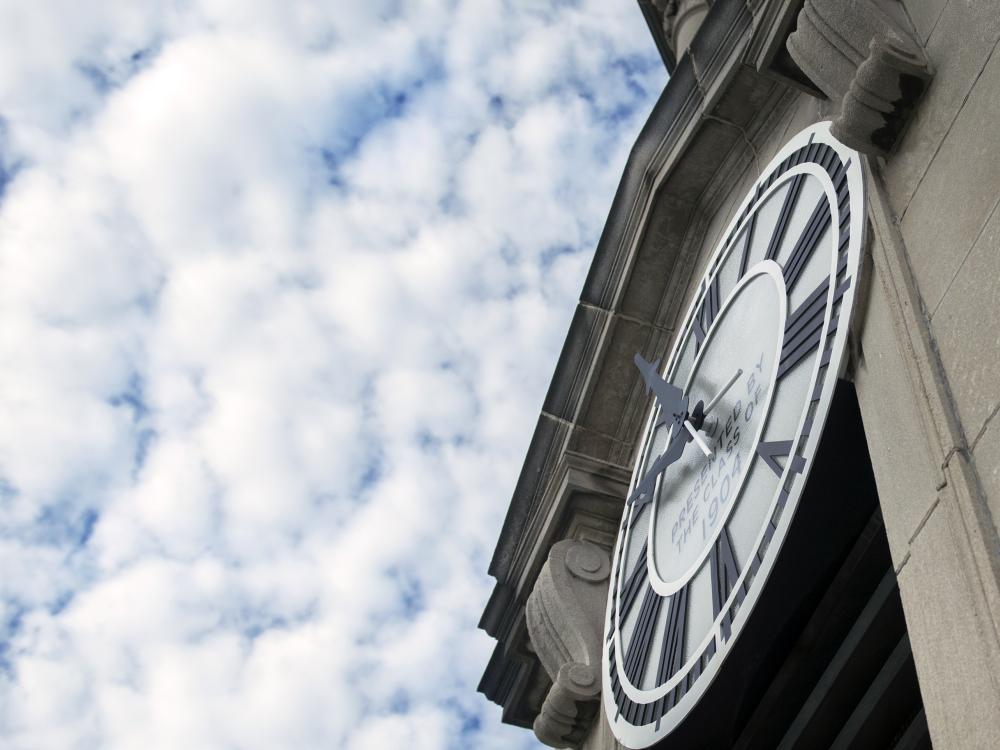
[{"left": 601, "top": 122, "right": 866, "bottom": 747}]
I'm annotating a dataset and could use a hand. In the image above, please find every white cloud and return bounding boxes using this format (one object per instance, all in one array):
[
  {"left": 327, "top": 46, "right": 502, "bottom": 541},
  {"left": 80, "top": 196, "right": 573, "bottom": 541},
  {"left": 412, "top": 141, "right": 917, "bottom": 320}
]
[{"left": 0, "top": 1, "right": 663, "bottom": 748}]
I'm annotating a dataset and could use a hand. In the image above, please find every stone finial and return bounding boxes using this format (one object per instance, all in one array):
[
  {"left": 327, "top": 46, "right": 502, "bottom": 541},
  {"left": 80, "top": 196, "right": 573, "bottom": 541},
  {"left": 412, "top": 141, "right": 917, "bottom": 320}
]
[
  {"left": 526, "top": 539, "right": 611, "bottom": 749},
  {"left": 787, "top": 0, "right": 933, "bottom": 156}
]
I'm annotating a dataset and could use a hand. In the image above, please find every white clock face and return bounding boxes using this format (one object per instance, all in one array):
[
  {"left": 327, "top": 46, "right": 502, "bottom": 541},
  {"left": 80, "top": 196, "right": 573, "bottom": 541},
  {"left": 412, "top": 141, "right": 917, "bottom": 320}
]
[{"left": 602, "top": 123, "right": 866, "bottom": 747}]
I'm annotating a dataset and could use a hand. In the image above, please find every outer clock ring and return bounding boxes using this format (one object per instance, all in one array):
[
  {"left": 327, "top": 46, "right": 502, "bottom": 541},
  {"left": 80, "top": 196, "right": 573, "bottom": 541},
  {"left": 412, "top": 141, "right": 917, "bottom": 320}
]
[
  {"left": 612, "top": 160, "right": 848, "bottom": 701},
  {"left": 602, "top": 122, "right": 866, "bottom": 748}
]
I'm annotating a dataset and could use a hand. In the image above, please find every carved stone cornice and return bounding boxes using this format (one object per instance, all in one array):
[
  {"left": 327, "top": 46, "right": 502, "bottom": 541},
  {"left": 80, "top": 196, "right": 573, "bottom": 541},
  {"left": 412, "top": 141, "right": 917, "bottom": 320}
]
[
  {"left": 786, "top": 0, "right": 933, "bottom": 155},
  {"left": 526, "top": 540, "right": 611, "bottom": 747},
  {"left": 478, "top": 454, "right": 629, "bottom": 731},
  {"left": 637, "top": 0, "right": 678, "bottom": 72}
]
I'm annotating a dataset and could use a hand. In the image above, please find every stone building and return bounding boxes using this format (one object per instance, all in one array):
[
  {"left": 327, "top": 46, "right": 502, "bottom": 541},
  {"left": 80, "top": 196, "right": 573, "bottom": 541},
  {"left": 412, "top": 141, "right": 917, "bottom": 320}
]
[{"left": 478, "top": 1, "right": 1000, "bottom": 748}]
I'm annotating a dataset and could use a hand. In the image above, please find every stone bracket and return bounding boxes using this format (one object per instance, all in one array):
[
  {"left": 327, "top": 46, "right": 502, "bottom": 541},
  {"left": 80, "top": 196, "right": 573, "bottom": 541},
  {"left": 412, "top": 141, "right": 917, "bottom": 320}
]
[
  {"left": 526, "top": 539, "right": 611, "bottom": 748},
  {"left": 786, "top": 0, "right": 933, "bottom": 155}
]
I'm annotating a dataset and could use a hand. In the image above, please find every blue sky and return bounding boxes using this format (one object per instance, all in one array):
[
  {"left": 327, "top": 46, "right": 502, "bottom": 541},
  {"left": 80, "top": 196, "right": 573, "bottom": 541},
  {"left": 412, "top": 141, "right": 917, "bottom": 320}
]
[{"left": 0, "top": 1, "right": 663, "bottom": 747}]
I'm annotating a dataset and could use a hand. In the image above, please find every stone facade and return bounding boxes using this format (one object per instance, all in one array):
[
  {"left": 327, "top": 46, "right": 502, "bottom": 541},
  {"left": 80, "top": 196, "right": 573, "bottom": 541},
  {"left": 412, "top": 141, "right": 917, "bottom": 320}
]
[{"left": 479, "top": 1, "right": 1000, "bottom": 747}]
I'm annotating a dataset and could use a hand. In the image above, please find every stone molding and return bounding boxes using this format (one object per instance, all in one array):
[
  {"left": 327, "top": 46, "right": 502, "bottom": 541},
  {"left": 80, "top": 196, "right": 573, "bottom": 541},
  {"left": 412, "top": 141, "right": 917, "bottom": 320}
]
[
  {"left": 664, "top": 0, "right": 712, "bottom": 61},
  {"left": 637, "top": 0, "right": 678, "bottom": 72},
  {"left": 478, "top": 455, "right": 630, "bottom": 730},
  {"left": 636, "top": 0, "right": 711, "bottom": 73},
  {"left": 786, "top": 0, "right": 933, "bottom": 155},
  {"left": 526, "top": 540, "right": 611, "bottom": 748}
]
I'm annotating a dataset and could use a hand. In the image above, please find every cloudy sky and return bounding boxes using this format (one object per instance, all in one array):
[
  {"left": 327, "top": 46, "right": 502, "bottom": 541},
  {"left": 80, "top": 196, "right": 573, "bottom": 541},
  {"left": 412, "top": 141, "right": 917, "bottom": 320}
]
[{"left": 0, "top": 2, "right": 663, "bottom": 747}]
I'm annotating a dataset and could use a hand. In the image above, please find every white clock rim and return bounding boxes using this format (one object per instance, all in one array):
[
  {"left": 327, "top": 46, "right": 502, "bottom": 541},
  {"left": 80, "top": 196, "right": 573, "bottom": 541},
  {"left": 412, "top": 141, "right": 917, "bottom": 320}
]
[
  {"left": 612, "top": 160, "right": 843, "bottom": 701},
  {"left": 602, "top": 121, "right": 868, "bottom": 748}
]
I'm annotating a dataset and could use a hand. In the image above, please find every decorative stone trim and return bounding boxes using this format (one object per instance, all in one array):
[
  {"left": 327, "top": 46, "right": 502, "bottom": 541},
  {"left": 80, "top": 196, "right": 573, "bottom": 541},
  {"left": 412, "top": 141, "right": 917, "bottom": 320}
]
[
  {"left": 526, "top": 540, "right": 611, "bottom": 748},
  {"left": 786, "top": 0, "right": 933, "bottom": 156},
  {"left": 532, "top": 663, "right": 602, "bottom": 748},
  {"left": 662, "top": 0, "right": 711, "bottom": 61}
]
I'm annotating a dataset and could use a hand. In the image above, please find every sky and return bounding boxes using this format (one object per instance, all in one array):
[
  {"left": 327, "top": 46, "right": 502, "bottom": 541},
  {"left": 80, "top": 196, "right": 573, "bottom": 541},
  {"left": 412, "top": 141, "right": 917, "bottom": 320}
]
[{"left": 0, "top": 1, "right": 663, "bottom": 748}]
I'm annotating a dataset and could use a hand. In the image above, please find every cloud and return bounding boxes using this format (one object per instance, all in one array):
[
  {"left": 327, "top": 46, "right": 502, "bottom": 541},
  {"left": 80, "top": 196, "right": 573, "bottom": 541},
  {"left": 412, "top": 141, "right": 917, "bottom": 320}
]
[{"left": 0, "top": 1, "right": 663, "bottom": 748}]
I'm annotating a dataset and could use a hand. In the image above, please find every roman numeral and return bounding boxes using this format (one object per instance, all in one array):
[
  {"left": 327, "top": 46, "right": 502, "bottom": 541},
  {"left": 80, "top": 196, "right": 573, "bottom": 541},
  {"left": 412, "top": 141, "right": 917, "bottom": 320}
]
[
  {"left": 783, "top": 196, "right": 832, "bottom": 290},
  {"left": 764, "top": 174, "right": 807, "bottom": 262},
  {"left": 710, "top": 527, "right": 744, "bottom": 641},
  {"left": 656, "top": 585, "right": 688, "bottom": 685},
  {"left": 778, "top": 276, "right": 829, "bottom": 379},
  {"left": 623, "top": 583, "right": 663, "bottom": 686},
  {"left": 703, "top": 274, "right": 721, "bottom": 331},
  {"left": 693, "top": 318, "right": 706, "bottom": 351},
  {"left": 778, "top": 275, "right": 851, "bottom": 379},
  {"left": 694, "top": 274, "right": 721, "bottom": 351},
  {"left": 619, "top": 542, "right": 649, "bottom": 623},
  {"left": 737, "top": 213, "right": 756, "bottom": 278},
  {"left": 756, "top": 440, "right": 806, "bottom": 478}
]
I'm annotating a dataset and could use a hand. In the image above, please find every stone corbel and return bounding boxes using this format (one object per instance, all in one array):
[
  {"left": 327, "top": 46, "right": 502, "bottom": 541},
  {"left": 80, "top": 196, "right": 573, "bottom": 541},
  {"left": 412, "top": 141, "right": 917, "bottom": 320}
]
[
  {"left": 526, "top": 539, "right": 611, "bottom": 748},
  {"left": 786, "top": 0, "right": 933, "bottom": 155},
  {"left": 657, "top": 0, "right": 711, "bottom": 61}
]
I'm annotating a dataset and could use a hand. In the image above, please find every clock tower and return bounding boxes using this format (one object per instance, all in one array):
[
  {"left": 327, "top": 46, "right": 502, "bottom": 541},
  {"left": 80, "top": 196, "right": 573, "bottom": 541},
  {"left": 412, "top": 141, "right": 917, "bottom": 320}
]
[{"left": 480, "top": 1, "right": 1000, "bottom": 748}]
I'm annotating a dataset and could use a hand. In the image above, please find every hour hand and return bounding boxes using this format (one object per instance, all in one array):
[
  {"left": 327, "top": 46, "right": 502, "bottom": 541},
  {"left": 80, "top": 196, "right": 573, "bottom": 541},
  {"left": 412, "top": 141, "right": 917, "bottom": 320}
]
[{"left": 627, "top": 428, "right": 687, "bottom": 508}]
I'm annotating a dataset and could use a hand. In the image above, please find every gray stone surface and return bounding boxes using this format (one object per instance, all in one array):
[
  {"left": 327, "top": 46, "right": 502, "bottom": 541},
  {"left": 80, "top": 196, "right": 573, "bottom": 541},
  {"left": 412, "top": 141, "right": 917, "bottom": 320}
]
[
  {"left": 833, "top": 33, "right": 933, "bottom": 154},
  {"left": 898, "top": 40, "right": 1000, "bottom": 315},
  {"left": 690, "top": 0, "right": 753, "bottom": 96},
  {"left": 931, "top": 196, "right": 1000, "bottom": 443},
  {"left": 764, "top": 94, "right": 806, "bottom": 158},
  {"left": 855, "top": 265, "right": 942, "bottom": 567},
  {"left": 974, "top": 416, "right": 1000, "bottom": 527},
  {"left": 779, "top": 91, "right": 831, "bottom": 144},
  {"left": 864, "top": 156, "right": 1000, "bottom": 750},
  {"left": 901, "top": 0, "right": 947, "bottom": 43},
  {"left": 581, "top": 709, "right": 625, "bottom": 750},
  {"left": 543, "top": 305, "right": 609, "bottom": 423},
  {"left": 896, "top": 496, "right": 1000, "bottom": 749},
  {"left": 636, "top": 0, "right": 678, "bottom": 72},
  {"left": 886, "top": 0, "right": 1000, "bottom": 221},
  {"left": 671, "top": 0, "right": 710, "bottom": 59},
  {"left": 617, "top": 193, "right": 698, "bottom": 324},
  {"left": 566, "top": 315, "right": 650, "bottom": 465}
]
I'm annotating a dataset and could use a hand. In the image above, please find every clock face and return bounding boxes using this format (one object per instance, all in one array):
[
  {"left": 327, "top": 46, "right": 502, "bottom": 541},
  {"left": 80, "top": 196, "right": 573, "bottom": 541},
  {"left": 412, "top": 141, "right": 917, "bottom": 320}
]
[{"left": 601, "top": 123, "right": 866, "bottom": 747}]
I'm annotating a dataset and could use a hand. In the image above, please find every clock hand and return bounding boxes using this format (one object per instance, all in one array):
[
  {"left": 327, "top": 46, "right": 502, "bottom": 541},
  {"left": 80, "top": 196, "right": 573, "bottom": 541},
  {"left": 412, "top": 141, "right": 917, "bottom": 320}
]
[
  {"left": 704, "top": 368, "right": 743, "bottom": 416},
  {"left": 684, "top": 420, "right": 713, "bottom": 457},
  {"left": 627, "top": 424, "right": 688, "bottom": 509},
  {"left": 627, "top": 367, "right": 727, "bottom": 509},
  {"left": 634, "top": 353, "right": 687, "bottom": 431}
]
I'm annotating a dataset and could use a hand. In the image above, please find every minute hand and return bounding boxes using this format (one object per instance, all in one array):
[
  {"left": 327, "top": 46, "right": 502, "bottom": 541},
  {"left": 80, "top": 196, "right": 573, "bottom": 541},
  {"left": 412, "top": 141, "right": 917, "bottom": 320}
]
[{"left": 704, "top": 368, "right": 743, "bottom": 416}]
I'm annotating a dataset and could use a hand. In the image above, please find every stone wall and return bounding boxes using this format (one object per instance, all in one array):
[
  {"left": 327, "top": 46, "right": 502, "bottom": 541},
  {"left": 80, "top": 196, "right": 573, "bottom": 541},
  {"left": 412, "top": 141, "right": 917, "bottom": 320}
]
[
  {"left": 887, "top": 0, "right": 1000, "bottom": 525},
  {"left": 861, "top": 2, "right": 1000, "bottom": 745}
]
